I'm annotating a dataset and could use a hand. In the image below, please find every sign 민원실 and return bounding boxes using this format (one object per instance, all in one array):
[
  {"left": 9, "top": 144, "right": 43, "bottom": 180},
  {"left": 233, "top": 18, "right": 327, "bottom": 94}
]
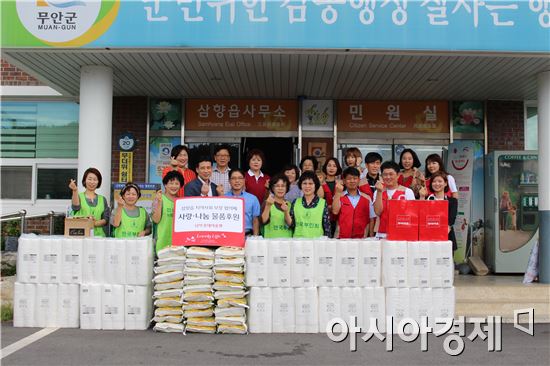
[
  {"left": 172, "top": 197, "right": 245, "bottom": 247},
  {"left": 337, "top": 101, "right": 449, "bottom": 133},
  {"left": 2, "top": 1, "right": 548, "bottom": 52}
]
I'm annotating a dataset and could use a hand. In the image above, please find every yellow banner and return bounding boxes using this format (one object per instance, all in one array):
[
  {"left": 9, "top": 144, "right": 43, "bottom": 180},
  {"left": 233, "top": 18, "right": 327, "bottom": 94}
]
[{"left": 119, "top": 151, "right": 133, "bottom": 182}]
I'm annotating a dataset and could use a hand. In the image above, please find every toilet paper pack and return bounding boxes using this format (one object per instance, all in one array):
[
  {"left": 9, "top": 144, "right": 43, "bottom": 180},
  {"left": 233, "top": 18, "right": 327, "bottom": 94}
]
[
  {"left": 318, "top": 287, "right": 341, "bottom": 333},
  {"left": 39, "top": 237, "right": 62, "bottom": 283},
  {"left": 294, "top": 287, "right": 318, "bottom": 333},
  {"left": 13, "top": 282, "right": 36, "bottom": 327},
  {"left": 408, "top": 242, "right": 431, "bottom": 288},
  {"left": 125, "top": 285, "right": 153, "bottom": 330},
  {"left": 102, "top": 284, "right": 125, "bottom": 330},
  {"left": 291, "top": 240, "right": 315, "bottom": 287},
  {"left": 35, "top": 283, "right": 58, "bottom": 327},
  {"left": 272, "top": 287, "right": 295, "bottom": 333},
  {"left": 382, "top": 241, "right": 408, "bottom": 288},
  {"left": 245, "top": 238, "right": 269, "bottom": 287},
  {"left": 16, "top": 235, "right": 40, "bottom": 283},
  {"left": 358, "top": 240, "right": 382, "bottom": 287},
  {"left": 340, "top": 287, "right": 364, "bottom": 330},
  {"left": 315, "top": 240, "right": 337, "bottom": 286},
  {"left": 362, "top": 287, "right": 386, "bottom": 334},
  {"left": 385, "top": 287, "right": 410, "bottom": 334},
  {"left": 103, "top": 239, "right": 126, "bottom": 285},
  {"left": 125, "top": 237, "right": 154, "bottom": 286},
  {"left": 80, "top": 284, "right": 102, "bottom": 329},
  {"left": 82, "top": 238, "right": 105, "bottom": 284},
  {"left": 247, "top": 287, "right": 272, "bottom": 333},
  {"left": 61, "top": 238, "right": 82, "bottom": 284},
  {"left": 267, "top": 241, "right": 291, "bottom": 287},
  {"left": 57, "top": 284, "right": 80, "bottom": 328},
  {"left": 431, "top": 241, "right": 454, "bottom": 288},
  {"left": 336, "top": 240, "right": 359, "bottom": 287},
  {"left": 432, "top": 287, "right": 455, "bottom": 333}
]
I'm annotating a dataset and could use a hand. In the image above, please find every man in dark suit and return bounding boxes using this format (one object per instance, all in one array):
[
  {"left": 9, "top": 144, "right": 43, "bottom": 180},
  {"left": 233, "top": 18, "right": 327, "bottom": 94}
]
[{"left": 184, "top": 157, "right": 224, "bottom": 197}]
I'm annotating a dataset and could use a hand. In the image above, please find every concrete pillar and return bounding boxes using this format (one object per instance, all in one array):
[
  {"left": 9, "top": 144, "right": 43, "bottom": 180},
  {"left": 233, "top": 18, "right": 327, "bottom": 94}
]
[
  {"left": 538, "top": 71, "right": 550, "bottom": 283},
  {"left": 77, "top": 65, "right": 113, "bottom": 202}
]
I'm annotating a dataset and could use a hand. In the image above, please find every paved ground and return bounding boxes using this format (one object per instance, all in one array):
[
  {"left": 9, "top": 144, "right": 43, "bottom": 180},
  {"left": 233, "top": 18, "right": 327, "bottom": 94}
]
[{"left": 2, "top": 322, "right": 549, "bottom": 366}]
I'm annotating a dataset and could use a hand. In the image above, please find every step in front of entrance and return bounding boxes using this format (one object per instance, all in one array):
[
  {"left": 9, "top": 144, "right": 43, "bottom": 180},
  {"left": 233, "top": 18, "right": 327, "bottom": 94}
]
[{"left": 454, "top": 275, "right": 550, "bottom": 323}]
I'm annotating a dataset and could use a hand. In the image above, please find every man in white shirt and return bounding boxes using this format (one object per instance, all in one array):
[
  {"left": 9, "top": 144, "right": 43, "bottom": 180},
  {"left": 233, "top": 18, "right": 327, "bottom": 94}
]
[
  {"left": 211, "top": 145, "right": 231, "bottom": 194},
  {"left": 373, "top": 161, "right": 415, "bottom": 238}
]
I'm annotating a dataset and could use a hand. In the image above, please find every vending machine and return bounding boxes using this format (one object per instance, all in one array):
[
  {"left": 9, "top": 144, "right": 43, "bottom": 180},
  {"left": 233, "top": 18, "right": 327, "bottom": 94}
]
[{"left": 485, "top": 151, "right": 539, "bottom": 273}]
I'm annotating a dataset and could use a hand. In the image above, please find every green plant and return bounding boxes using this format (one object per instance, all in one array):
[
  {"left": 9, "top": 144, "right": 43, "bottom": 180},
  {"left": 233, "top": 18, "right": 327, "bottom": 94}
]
[
  {"left": 1, "top": 263, "right": 16, "bottom": 277},
  {"left": 1, "top": 304, "right": 13, "bottom": 321},
  {"left": 1, "top": 220, "right": 21, "bottom": 251},
  {"left": 54, "top": 215, "right": 65, "bottom": 235}
]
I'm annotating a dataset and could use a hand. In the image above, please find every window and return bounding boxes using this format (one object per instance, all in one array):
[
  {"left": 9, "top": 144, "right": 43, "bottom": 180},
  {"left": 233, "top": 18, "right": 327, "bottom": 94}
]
[
  {"left": 1, "top": 100, "right": 79, "bottom": 202},
  {"left": 0, "top": 166, "right": 32, "bottom": 199},
  {"left": 37, "top": 168, "right": 78, "bottom": 199},
  {"left": 0, "top": 161, "right": 77, "bottom": 201},
  {"left": 1, "top": 101, "right": 79, "bottom": 158},
  {"left": 525, "top": 105, "right": 538, "bottom": 150}
]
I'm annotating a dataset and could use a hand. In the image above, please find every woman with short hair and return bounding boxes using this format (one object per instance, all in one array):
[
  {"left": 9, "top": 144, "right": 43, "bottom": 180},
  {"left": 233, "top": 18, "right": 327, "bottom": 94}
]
[
  {"left": 111, "top": 182, "right": 151, "bottom": 238},
  {"left": 68, "top": 167, "right": 110, "bottom": 237},
  {"left": 261, "top": 174, "right": 293, "bottom": 238},
  {"left": 290, "top": 171, "right": 330, "bottom": 238},
  {"left": 161, "top": 144, "right": 196, "bottom": 197}
]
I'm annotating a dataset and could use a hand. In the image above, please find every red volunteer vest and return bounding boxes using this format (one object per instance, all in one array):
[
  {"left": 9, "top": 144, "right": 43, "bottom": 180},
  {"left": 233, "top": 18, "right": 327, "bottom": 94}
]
[
  {"left": 322, "top": 182, "right": 336, "bottom": 221},
  {"left": 398, "top": 175, "right": 413, "bottom": 188},
  {"left": 337, "top": 194, "right": 371, "bottom": 239},
  {"left": 359, "top": 183, "right": 373, "bottom": 200}
]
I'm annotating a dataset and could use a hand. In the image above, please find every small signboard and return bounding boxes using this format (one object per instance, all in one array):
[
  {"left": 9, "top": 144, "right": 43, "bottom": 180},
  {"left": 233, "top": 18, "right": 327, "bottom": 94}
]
[{"left": 172, "top": 197, "right": 245, "bottom": 247}]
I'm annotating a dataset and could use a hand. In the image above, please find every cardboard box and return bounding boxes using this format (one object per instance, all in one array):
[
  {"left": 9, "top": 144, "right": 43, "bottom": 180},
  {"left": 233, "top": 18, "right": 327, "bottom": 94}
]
[{"left": 64, "top": 217, "right": 94, "bottom": 237}]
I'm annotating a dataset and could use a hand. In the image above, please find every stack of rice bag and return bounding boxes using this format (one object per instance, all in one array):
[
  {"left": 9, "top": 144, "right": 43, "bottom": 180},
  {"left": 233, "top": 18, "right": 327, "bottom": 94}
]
[
  {"left": 152, "top": 246, "right": 186, "bottom": 333},
  {"left": 213, "top": 247, "right": 248, "bottom": 334},
  {"left": 183, "top": 247, "right": 216, "bottom": 334}
]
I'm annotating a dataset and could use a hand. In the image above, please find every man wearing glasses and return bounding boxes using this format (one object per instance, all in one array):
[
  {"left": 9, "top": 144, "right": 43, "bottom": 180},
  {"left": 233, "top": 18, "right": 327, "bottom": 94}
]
[
  {"left": 211, "top": 145, "right": 232, "bottom": 194},
  {"left": 373, "top": 161, "right": 416, "bottom": 239},
  {"left": 225, "top": 168, "right": 260, "bottom": 236}
]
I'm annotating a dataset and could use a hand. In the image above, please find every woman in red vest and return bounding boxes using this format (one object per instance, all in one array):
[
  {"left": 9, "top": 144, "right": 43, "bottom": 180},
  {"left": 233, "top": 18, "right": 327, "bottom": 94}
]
[
  {"left": 397, "top": 148, "right": 425, "bottom": 198},
  {"left": 419, "top": 171, "right": 458, "bottom": 251},
  {"left": 332, "top": 167, "right": 374, "bottom": 239},
  {"left": 321, "top": 157, "right": 342, "bottom": 237},
  {"left": 424, "top": 154, "right": 458, "bottom": 199},
  {"left": 244, "top": 149, "right": 270, "bottom": 205}
]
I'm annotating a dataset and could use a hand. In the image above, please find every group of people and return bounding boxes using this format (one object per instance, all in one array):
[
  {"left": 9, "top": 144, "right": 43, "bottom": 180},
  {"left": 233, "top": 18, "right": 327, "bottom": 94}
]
[{"left": 68, "top": 145, "right": 459, "bottom": 254}]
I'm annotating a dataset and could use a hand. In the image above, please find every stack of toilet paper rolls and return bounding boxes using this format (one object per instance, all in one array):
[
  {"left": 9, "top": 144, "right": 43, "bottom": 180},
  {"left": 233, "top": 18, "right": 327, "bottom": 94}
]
[
  {"left": 213, "top": 246, "right": 248, "bottom": 334},
  {"left": 14, "top": 234, "right": 154, "bottom": 330},
  {"left": 152, "top": 246, "right": 186, "bottom": 333},
  {"left": 246, "top": 238, "right": 454, "bottom": 334},
  {"left": 183, "top": 247, "right": 216, "bottom": 333}
]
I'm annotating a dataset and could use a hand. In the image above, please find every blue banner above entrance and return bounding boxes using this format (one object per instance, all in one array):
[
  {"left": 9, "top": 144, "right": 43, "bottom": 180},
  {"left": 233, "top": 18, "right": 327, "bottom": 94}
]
[{"left": 2, "top": 0, "right": 549, "bottom": 52}]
